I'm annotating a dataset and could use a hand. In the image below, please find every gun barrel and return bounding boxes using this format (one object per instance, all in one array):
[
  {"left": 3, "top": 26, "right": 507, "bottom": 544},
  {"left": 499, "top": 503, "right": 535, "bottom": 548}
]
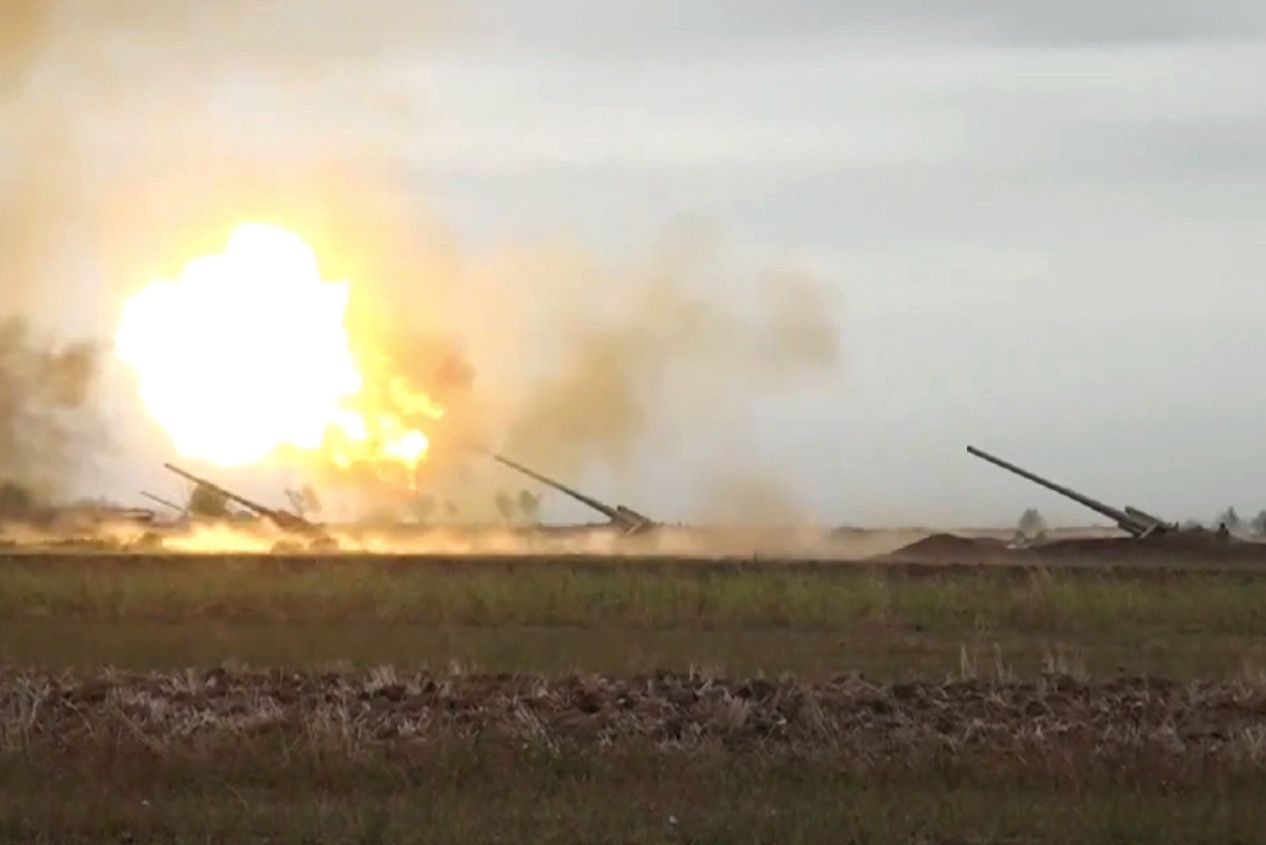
[
  {"left": 492, "top": 453, "right": 653, "bottom": 532},
  {"left": 492, "top": 454, "right": 623, "bottom": 522},
  {"left": 966, "top": 446, "right": 1149, "bottom": 537},
  {"left": 163, "top": 463, "right": 315, "bottom": 532},
  {"left": 141, "top": 491, "right": 186, "bottom": 516}
]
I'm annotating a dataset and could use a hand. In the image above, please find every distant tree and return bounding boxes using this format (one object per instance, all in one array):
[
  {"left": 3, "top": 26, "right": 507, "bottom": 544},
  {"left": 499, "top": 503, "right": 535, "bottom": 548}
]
[
  {"left": 188, "top": 484, "right": 229, "bottom": 519},
  {"left": 1250, "top": 511, "right": 1266, "bottom": 538},
  {"left": 494, "top": 490, "right": 516, "bottom": 524},
  {"left": 1216, "top": 507, "right": 1243, "bottom": 533},
  {"left": 1017, "top": 508, "right": 1048, "bottom": 539},
  {"left": 518, "top": 489, "right": 541, "bottom": 525},
  {"left": 0, "top": 481, "right": 34, "bottom": 520},
  {"left": 285, "top": 485, "right": 322, "bottom": 519}
]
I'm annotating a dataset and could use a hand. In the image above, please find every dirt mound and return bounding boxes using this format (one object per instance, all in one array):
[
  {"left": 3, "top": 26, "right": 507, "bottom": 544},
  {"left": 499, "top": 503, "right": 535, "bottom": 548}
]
[
  {"left": 882, "top": 528, "right": 1266, "bottom": 568},
  {"left": 1030, "top": 531, "right": 1266, "bottom": 564},
  {"left": 886, "top": 532, "right": 1007, "bottom": 562}
]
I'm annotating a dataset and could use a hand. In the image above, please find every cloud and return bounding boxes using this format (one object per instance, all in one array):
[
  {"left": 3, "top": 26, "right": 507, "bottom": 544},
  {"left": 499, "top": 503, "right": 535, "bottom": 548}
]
[{"left": 446, "top": 0, "right": 1266, "bottom": 61}]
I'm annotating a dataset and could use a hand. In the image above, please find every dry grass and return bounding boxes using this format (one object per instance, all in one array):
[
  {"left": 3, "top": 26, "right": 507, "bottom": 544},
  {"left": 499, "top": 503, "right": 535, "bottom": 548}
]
[
  {"left": 4, "top": 666, "right": 1266, "bottom": 761},
  {"left": 3, "top": 667, "right": 1266, "bottom": 844}
]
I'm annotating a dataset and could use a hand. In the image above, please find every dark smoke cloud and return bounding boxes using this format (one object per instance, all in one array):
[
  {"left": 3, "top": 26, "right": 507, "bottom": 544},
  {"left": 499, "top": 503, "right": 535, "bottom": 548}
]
[{"left": 0, "top": 317, "right": 99, "bottom": 498}]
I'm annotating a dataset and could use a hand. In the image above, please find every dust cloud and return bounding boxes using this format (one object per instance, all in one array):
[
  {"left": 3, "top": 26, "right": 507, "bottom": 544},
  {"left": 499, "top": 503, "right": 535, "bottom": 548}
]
[
  {"left": 695, "top": 469, "right": 807, "bottom": 527},
  {"left": 0, "top": 515, "right": 857, "bottom": 560},
  {"left": 1, "top": 2, "right": 844, "bottom": 521},
  {"left": 489, "top": 232, "right": 843, "bottom": 478},
  {"left": 0, "top": 1, "right": 74, "bottom": 314},
  {"left": 0, "top": 2, "right": 53, "bottom": 90},
  {"left": 366, "top": 228, "right": 847, "bottom": 525},
  {"left": 0, "top": 317, "right": 100, "bottom": 501}
]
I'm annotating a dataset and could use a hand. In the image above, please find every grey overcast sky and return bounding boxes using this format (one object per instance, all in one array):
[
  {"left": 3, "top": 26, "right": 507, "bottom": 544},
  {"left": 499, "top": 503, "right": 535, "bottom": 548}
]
[{"left": 9, "top": 0, "right": 1266, "bottom": 526}]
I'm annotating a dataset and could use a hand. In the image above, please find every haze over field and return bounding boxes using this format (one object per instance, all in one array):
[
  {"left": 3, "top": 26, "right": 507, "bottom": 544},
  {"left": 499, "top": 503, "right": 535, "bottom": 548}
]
[{"left": 2, "top": 1, "right": 1264, "bottom": 526}]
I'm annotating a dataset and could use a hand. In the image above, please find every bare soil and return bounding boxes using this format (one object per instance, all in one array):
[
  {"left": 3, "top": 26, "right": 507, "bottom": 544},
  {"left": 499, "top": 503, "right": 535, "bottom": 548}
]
[{"left": 6, "top": 667, "right": 1266, "bottom": 760}]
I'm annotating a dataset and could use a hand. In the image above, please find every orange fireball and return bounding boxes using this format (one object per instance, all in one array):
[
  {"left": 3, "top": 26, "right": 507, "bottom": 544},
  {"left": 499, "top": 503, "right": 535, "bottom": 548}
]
[{"left": 116, "top": 223, "right": 441, "bottom": 484}]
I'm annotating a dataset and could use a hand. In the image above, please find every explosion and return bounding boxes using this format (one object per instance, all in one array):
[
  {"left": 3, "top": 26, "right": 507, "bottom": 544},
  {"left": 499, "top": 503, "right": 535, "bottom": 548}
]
[{"left": 115, "top": 223, "right": 442, "bottom": 485}]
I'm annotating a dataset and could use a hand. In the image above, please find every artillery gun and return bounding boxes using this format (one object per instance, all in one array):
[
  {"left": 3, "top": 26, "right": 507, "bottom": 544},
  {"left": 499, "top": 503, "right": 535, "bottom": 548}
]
[
  {"left": 141, "top": 490, "right": 187, "bottom": 518},
  {"left": 491, "top": 453, "right": 655, "bottom": 535},
  {"left": 163, "top": 463, "right": 323, "bottom": 536},
  {"left": 967, "top": 446, "right": 1176, "bottom": 539}
]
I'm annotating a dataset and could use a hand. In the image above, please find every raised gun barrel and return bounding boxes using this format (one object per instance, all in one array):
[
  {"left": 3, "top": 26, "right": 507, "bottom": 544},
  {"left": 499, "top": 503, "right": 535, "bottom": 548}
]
[
  {"left": 492, "top": 453, "right": 655, "bottom": 534},
  {"left": 141, "top": 490, "right": 187, "bottom": 517},
  {"left": 163, "top": 463, "right": 318, "bottom": 534},
  {"left": 966, "top": 446, "right": 1171, "bottom": 539}
]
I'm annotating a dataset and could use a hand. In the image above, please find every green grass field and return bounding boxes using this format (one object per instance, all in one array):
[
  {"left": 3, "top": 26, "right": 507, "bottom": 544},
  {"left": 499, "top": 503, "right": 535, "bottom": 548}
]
[
  {"left": 6, "top": 740, "right": 1264, "bottom": 844},
  {"left": 4, "top": 556, "right": 1266, "bottom": 678}
]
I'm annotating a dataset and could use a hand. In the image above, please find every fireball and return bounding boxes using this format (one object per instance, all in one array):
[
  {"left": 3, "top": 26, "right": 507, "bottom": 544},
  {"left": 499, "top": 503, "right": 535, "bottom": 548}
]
[{"left": 116, "top": 223, "right": 440, "bottom": 482}]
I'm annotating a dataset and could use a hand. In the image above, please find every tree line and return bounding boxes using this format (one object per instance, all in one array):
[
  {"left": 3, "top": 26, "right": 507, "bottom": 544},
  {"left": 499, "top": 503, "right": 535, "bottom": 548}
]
[{"left": 1016, "top": 507, "right": 1266, "bottom": 538}]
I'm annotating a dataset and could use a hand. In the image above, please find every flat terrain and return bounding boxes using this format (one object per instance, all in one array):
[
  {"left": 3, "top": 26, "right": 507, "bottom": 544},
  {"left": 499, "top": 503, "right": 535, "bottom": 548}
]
[
  {"left": 6, "top": 553, "right": 1266, "bottom": 677},
  {"left": 3, "top": 551, "right": 1265, "bottom": 843},
  {"left": 6, "top": 667, "right": 1266, "bottom": 843}
]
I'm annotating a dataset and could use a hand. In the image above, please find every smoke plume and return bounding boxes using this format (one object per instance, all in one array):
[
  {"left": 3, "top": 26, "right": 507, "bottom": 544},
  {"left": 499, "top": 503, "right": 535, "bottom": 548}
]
[
  {"left": 1, "top": 2, "right": 74, "bottom": 314},
  {"left": 494, "top": 236, "right": 843, "bottom": 475},
  {"left": 0, "top": 2, "right": 52, "bottom": 90},
  {"left": 1, "top": 2, "right": 844, "bottom": 518},
  {"left": 0, "top": 317, "right": 99, "bottom": 499},
  {"left": 696, "top": 468, "right": 807, "bottom": 526}
]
